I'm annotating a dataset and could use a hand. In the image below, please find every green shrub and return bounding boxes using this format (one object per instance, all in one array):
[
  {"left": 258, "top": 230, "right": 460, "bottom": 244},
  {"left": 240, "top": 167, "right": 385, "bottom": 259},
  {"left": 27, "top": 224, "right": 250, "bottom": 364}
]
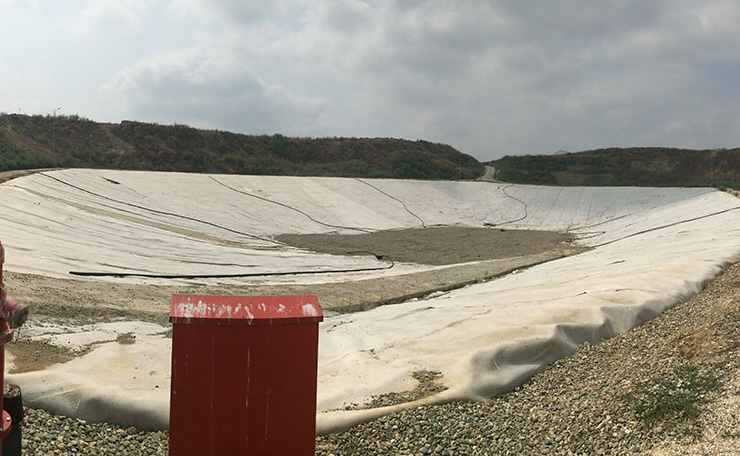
[{"left": 621, "top": 364, "right": 722, "bottom": 434}]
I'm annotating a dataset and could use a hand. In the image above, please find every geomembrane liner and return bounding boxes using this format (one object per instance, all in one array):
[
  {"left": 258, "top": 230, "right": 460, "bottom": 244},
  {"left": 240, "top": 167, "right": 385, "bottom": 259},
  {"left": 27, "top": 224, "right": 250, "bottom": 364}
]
[{"left": 1, "top": 169, "right": 739, "bottom": 432}]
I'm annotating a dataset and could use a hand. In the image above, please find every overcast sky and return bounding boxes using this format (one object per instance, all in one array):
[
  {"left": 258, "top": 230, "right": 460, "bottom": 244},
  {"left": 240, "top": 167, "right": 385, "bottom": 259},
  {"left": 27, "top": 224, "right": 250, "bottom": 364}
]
[{"left": 2, "top": 1, "right": 740, "bottom": 161}]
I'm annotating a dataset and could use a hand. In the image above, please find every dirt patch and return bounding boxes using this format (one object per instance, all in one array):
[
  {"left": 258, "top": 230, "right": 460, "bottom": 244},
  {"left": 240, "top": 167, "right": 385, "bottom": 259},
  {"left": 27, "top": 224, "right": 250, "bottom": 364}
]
[
  {"left": 6, "top": 227, "right": 584, "bottom": 322},
  {"left": 116, "top": 332, "right": 137, "bottom": 345},
  {"left": 6, "top": 339, "right": 86, "bottom": 374},
  {"left": 3, "top": 226, "right": 585, "bottom": 371},
  {"left": 0, "top": 168, "right": 54, "bottom": 184},
  {"left": 276, "top": 226, "right": 574, "bottom": 265},
  {"left": 347, "top": 370, "right": 448, "bottom": 410}
]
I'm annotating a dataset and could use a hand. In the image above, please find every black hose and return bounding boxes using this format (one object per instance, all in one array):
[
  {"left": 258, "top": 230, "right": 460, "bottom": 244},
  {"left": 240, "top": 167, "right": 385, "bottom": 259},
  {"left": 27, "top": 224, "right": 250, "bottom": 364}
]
[
  {"left": 209, "top": 176, "right": 374, "bottom": 233},
  {"left": 488, "top": 185, "right": 528, "bottom": 227},
  {"left": 37, "top": 172, "right": 285, "bottom": 246},
  {"left": 354, "top": 178, "right": 426, "bottom": 228},
  {"left": 68, "top": 256, "right": 394, "bottom": 279},
  {"left": 593, "top": 206, "right": 740, "bottom": 247}
]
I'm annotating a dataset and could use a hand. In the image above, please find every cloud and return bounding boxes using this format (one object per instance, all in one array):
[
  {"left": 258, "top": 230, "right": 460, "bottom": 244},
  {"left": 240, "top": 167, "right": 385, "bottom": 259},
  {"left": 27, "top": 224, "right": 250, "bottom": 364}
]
[
  {"left": 0, "top": 0, "right": 35, "bottom": 6},
  {"left": 50, "top": 0, "right": 740, "bottom": 158},
  {"left": 313, "top": 0, "right": 373, "bottom": 34},
  {"left": 78, "top": 0, "right": 149, "bottom": 35},
  {"left": 105, "top": 47, "right": 325, "bottom": 134},
  {"left": 170, "top": 0, "right": 299, "bottom": 25},
  {"left": 348, "top": 0, "right": 740, "bottom": 156}
]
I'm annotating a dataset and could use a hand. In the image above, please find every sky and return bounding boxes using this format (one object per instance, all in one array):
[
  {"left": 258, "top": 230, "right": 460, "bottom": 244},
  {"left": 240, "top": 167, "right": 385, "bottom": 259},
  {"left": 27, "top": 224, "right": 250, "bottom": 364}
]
[{"left": 2, "top": 1, "right": 740, "bottom": 161}]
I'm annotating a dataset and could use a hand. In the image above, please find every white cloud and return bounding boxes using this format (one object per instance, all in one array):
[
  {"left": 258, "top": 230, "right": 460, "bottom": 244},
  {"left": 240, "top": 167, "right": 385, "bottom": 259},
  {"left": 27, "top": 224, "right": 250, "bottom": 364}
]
[
  {"left": 170, "top": 0, "right": 301, "bottom": 25},
  {"left": 94, "top": 0, "right": 740, "bottom": 158},
  {"left": 5, "top": 0, "right": 740, "bottom": 159},
  {"left": 77, "top": 0, "right": 150, "bottom": 35},
  {"left": 105, "top": 47, "right": 325, "bottom": 134},
  {"left": 0, "top": 0, "right": 35, "bottom": 6},
  {"left": 313, "top": 0, "right": 373, "bottom": 34}
]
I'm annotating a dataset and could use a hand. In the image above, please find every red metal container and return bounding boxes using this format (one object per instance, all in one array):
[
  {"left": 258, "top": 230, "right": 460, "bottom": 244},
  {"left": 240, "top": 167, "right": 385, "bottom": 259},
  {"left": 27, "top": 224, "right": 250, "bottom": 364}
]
[{"left": 169, "top": 294, "right": 323, "bottom": 456}]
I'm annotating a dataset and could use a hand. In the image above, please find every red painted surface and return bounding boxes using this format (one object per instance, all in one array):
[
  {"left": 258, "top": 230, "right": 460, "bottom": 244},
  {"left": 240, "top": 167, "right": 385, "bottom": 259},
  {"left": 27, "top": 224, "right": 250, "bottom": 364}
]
[
  {"left": 0, "top": 241, "right": 17, "bottom": 456},
  {"left": 169, "top": 294, "right": 323, "bottom": 456},
  {"left": 0, "top": 241, "right": 5, "bottom": 305}
]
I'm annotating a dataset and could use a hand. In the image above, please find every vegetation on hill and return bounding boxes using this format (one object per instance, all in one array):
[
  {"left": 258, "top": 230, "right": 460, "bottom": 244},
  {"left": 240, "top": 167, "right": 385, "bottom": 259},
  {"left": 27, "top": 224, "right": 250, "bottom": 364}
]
[
  {"left": 492, "top": 147, "right": 740, "bottom": 188},
  {"left": 0, "top": 114, "right": 484, "bottom": 180}
]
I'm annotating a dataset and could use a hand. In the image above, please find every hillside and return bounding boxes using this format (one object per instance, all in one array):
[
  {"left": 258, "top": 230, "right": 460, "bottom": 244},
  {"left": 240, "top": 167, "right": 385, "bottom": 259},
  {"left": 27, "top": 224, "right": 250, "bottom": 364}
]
[
  {"left": 0, "top": 114, "right": 484, "bottom": 180},
  {"left": 492, "top": 147, "right": 740, "bottom": 188}
]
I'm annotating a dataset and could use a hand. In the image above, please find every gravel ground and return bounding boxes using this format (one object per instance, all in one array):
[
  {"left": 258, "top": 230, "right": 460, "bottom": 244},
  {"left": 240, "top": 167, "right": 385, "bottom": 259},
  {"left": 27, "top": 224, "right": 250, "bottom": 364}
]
[
  {"left": 276, "top": 227, "right": 572, "bottom": 266},
  {"left": 12, "top": 261, "right": 740, "bottom": 455},
  {"left": 314, "top": 262, "right": 740, "bottom": 456},
  {"left": 22, "top": 409, "right": 168, "bottom": 455}
]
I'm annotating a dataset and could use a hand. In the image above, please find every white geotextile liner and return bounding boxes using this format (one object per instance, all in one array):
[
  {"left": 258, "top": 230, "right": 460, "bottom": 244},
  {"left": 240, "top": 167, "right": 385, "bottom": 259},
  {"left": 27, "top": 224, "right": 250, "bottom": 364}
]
[
  {"left": 0, "top": 169, "right": 712, "bottom": 282},
  {"left": 2, "top": 170, "right": 740, "bottom": 432}
]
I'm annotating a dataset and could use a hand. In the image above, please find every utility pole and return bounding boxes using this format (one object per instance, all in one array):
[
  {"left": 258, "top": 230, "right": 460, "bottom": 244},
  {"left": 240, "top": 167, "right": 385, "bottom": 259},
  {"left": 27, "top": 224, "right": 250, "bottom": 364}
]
[{"left": 52, "top": 107, "right": 60, "bottom": 155}]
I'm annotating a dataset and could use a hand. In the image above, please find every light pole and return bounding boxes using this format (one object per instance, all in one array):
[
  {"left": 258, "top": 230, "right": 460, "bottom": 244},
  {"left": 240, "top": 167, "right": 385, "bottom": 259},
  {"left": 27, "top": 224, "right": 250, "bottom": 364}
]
[{"left": 52, "top": 107, "right": 60, "bottom": 155}]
